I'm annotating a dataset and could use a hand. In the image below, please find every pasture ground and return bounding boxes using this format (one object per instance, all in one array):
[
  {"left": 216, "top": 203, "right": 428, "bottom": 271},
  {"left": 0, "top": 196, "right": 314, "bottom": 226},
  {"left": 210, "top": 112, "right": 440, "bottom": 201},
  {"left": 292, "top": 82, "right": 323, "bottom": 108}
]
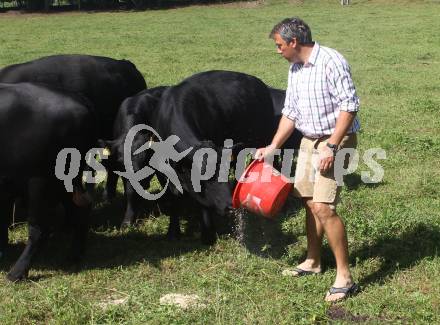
[{"left": 1, "top": 0, "right": 440, "bottom": 323}]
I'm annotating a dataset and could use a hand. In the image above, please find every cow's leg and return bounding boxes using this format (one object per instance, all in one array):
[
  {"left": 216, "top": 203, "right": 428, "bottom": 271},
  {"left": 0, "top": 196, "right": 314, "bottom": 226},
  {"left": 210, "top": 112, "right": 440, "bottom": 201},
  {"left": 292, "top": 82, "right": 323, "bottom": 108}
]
[
  {"left": 78, "top": 153, "right": 93, "bottom": 195},
  {"left": 6, "top": 224, "right": 43, "bottom": 281},
  {"left": 185, "top": 215, "right": 198, "bottom": 237},
  {"left": 62, "top": 189, "right": 91, "bottom": 265},
  {"left": 167, "top": 214, "right": 181, "bottom": 240},
  {"left": 0, "top": 196, "right": 14, "bottom": 257},
  {"left": 200, "top": 208, "right": 217, "bottom": 245},
  {"left": 6, "top": 178, "right": 49, "bottom": 281},
  {"left": 157, "top": 187, "right": 182, "bottom": 240},
  {"left": 103, "top": 171, "right": 118, "bottom": 202},
  {"left": 121, "top": 180, "right": 142, "bottom": 227}
]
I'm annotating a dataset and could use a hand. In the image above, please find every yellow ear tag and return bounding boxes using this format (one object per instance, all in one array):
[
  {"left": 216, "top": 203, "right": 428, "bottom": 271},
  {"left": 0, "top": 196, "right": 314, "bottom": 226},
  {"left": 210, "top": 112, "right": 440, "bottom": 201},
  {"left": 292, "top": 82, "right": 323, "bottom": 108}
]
[
  {"left": 102, "top": 148, "right": 111, "bottom": 156},
  {"left": 147, "top": 136, "right": 154, "bottom": 149}
]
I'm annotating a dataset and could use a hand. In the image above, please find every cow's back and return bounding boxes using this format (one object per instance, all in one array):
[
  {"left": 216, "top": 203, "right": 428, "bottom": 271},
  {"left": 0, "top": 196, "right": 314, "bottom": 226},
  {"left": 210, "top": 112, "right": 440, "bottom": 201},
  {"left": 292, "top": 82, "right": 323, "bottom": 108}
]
[
  {"left": 0, "top": 54, "right": 146, "bottom": 139},
  {"left": 0, "top": 82, "right": 96, "bottom": 176},
  {"left": 156, "top": 70, "right": 275, "bottom": 148}
]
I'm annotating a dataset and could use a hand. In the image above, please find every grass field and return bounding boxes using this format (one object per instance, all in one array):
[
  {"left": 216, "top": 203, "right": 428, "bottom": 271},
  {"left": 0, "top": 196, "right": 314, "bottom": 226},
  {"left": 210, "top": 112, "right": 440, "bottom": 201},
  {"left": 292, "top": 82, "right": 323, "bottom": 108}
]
[{"left": 1, "top": 0, "right": 440, "bottom": 323}]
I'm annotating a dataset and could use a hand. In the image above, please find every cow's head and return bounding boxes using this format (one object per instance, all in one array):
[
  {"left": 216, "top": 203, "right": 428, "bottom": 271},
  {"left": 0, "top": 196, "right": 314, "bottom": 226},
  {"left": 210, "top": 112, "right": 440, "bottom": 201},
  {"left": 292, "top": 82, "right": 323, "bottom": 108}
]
[
  {"left": 98, "top": 87, "right": 167, "bottom": 185},
  {"left": 169, "top": 140, "right": 238, "bottom": 217}
]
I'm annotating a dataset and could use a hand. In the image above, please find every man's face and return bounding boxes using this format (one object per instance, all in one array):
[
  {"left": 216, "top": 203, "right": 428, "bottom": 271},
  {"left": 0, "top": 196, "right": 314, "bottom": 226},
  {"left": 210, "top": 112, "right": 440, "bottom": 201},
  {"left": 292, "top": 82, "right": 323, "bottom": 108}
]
[{"left": 274, "top": 33, "right": 297, "bottom": 63}]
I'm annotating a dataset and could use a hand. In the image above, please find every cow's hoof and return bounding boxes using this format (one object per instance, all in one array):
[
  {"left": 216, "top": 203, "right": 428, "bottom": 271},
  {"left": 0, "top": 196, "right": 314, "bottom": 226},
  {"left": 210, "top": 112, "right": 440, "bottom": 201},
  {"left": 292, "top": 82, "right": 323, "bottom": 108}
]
[{"left": 6, "top": 269, "right": 28, "bottom": 282}]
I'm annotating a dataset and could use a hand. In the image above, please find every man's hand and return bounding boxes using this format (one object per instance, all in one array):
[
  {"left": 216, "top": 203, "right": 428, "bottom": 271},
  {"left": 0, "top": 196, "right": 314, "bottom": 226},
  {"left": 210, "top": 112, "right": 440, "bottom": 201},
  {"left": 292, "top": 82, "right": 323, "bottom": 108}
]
[
  {"left": 254, "top": 144, "right": 277, "bottom": 161},
  {"left": 319, "top": 144, "right": 335, "bottom": 173}
]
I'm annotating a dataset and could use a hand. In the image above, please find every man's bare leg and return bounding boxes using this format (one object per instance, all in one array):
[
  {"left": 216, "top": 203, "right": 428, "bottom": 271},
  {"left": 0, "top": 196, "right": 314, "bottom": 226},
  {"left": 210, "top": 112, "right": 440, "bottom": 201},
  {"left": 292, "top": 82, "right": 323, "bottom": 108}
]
[
  {"left": 292, "top": 198, "right": 323, "bottom": 274},
  {"left": 313, "top": 202, "right": 354, "bottom": 301}
]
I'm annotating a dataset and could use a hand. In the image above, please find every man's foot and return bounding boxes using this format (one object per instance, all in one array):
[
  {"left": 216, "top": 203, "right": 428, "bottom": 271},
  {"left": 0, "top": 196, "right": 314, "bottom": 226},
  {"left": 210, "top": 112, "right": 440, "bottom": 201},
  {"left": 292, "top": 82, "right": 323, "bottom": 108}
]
[
  {"left": 325, "top": 283, "right": 359, "bottom": 302},
  {"left": 282, "top": 260, "right": 321, "bottom": 277}
]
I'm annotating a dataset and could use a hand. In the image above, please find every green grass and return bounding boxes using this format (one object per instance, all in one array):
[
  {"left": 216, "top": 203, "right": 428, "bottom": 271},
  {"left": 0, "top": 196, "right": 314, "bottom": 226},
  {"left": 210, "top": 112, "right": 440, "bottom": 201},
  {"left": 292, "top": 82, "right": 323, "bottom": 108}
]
[{"left": 1, "top": 0, "right": 440, "bottom": 323}]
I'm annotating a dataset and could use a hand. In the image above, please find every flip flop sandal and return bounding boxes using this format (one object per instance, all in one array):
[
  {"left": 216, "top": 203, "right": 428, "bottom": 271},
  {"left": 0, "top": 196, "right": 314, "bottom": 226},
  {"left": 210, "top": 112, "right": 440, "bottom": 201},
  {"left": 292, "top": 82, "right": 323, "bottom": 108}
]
[
  {"left": 292, "top": 267, "right": 321, "bottom": 277},
  {"left": 326, "top": 283, "right": 359, "bottom": 302}
]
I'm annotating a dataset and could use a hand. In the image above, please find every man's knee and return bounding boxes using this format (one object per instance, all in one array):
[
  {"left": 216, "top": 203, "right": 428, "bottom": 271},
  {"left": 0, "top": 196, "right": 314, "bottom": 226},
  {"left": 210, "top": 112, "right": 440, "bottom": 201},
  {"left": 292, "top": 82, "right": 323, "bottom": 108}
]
[{"left": 312, "top": 202, "right": 336, "bottom": 223}]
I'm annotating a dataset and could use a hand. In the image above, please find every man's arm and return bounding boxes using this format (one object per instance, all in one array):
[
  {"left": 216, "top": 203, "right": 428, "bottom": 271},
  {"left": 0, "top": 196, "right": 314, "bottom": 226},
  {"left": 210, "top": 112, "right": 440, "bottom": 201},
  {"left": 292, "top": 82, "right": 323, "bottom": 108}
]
[
  {"left": 319, "top": 53, "right": 360, "bottom": 172},
  {"left": 327, "top": 111, "right": 357, "bottom": 147},
  {"left": 255, "top": 115, "right": 295, "bottom": 160},
  {"left": 319, "top": 111, "right": 356, "bottom": 172}
]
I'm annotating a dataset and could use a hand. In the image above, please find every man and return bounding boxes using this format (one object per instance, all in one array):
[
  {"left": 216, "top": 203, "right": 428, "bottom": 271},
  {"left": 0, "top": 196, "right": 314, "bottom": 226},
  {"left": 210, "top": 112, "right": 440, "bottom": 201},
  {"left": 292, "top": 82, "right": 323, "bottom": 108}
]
[{"left": 255, "top": 17, "right": 360, "bottom": 302}]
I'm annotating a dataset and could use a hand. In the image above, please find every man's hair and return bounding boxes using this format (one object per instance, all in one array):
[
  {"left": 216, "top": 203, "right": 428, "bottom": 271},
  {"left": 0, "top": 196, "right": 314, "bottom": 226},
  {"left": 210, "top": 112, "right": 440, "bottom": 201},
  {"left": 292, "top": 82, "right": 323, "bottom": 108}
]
[{"left": 269, "top": 17, "right": 313, "bottom": 45}]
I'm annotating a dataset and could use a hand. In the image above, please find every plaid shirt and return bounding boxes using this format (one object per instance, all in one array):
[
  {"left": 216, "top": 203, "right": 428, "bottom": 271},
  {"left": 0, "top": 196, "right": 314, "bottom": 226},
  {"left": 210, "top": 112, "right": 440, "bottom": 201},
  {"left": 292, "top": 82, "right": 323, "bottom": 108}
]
[{"left": 282, "top": 42, "right": 360, "bottom": 138}]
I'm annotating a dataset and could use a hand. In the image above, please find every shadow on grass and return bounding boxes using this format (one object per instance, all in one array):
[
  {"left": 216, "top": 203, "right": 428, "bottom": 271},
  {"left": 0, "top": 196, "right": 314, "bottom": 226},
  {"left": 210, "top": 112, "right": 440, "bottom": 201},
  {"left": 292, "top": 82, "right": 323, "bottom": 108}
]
[
  {"left": 90, "top": 185, "right": 301, "bottom": 260},
  {"left": 1, "top": 185, "right": 300, "bottom": 277},
  {"left": 90, "top": 191, "right": 133, "bottom": 230},
  {"left": 0, "top": 230, "right": 209, "bottom": 275},
  {"left": 351, "top": 223, "right": 440, "bottom": 286},
  {"left": 233, "top": 196, "right": 300, "bottom": 259},
  {"left": 0, "top": 193, "right": 209, "bottom": 275},
  {"left": 282, "top": 220, "right": 440, "bottom": 285},
  {"left": 345, "top": 173, "right": 384, "bottom": 191}
]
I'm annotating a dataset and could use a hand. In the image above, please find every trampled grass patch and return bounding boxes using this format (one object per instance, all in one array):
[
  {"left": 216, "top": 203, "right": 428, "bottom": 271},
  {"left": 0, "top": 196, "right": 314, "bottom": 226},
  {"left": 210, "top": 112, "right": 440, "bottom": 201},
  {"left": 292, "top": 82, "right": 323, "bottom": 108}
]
[{"left": 1, "top": 0, "right": 440, "bottom": 323}]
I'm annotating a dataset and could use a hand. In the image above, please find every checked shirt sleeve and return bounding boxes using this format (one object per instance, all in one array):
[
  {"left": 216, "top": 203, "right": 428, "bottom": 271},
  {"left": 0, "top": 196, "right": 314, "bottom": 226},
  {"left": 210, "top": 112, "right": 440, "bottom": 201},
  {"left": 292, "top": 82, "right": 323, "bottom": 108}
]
[
  {"left": 326, "top": 55, "right": 360, "bottom": 113},
  {"left": 281, "top": 65, "right": 297, "bottom": 121}
]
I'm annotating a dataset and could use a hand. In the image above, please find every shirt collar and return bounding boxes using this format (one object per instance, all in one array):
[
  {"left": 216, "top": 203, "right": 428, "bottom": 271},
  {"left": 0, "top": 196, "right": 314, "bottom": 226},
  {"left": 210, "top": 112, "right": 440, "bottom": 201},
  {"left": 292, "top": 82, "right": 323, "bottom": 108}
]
[
  {"left": 290, "top": 42, "right": 320, "bottom": 71},
  {"left": 304, "top": 42, "right": 320, "bottom": 67}
]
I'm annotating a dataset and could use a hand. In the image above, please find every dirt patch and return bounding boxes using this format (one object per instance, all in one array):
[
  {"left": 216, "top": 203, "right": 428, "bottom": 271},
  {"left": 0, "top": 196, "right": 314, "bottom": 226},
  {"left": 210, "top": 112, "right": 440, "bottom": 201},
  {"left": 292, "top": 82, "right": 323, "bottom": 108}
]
[
  {"left": 159, "top": 293, "right": 206, "bottom": 310},
  {"left": 97, "top": 297, "right": 128, "bottom": 310},
  {"left": 327, "top": 305, "right": 370, "bottom": 322}
]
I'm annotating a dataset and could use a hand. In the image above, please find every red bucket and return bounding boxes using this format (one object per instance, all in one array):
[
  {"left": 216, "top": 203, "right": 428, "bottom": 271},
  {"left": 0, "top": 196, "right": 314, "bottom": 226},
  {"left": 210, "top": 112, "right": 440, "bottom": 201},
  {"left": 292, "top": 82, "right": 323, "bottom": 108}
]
[{"left": 232, "top": 160, "right": 292, "bottom": 218}]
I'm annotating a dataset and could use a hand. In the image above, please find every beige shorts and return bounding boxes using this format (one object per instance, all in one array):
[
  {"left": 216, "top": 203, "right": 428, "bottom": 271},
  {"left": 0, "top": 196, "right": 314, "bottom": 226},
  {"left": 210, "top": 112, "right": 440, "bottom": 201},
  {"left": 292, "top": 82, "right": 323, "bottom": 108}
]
[{"left": 293, "top": 133, "right": 358, "bottom": 207}]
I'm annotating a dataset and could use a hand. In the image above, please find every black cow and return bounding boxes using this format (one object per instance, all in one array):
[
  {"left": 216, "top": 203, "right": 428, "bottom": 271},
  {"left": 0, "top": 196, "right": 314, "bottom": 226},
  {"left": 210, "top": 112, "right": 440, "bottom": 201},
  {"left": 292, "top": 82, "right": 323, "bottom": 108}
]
[
  {"left": 107, "top": 80, "right": 303, "bottom": 243},
  {"left": 0, "top": 54, "right": 146, "bottom": 202},
  {"left": 0, "top": 54, "right": 146, "bottom": 140},
  {"left": 268, "top": 87, "right": 303, "bottom": 150},
  {"left": 103, "top": 87, "right": 208, "bottom": 242},
  {"left": 104, "top": 71, "right": 275, "bottom": 244},
  {"left": 102, "top": 87, "right": 169, "bottom": 225},
  {"left": 146, "top": 70, "right": 277, "bottom": 244},
  {"left": 0, "top": 83, "right": 97, "bottom": 281}
]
